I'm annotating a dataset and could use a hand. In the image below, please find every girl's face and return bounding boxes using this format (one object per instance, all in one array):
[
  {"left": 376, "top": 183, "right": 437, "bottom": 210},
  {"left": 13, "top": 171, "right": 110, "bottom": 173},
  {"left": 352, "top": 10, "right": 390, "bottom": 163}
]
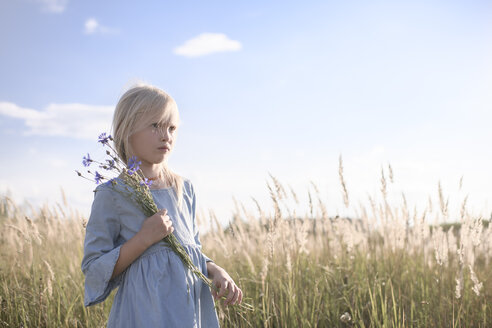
[{"left": 128, "top": 110, "right": 179, "bottom": 168}]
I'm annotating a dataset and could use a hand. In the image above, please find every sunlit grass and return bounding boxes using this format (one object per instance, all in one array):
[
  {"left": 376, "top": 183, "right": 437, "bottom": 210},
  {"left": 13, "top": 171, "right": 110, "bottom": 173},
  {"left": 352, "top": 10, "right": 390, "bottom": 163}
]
[{"left": 0, "top": 167, "right": 490, "bottom": 327}]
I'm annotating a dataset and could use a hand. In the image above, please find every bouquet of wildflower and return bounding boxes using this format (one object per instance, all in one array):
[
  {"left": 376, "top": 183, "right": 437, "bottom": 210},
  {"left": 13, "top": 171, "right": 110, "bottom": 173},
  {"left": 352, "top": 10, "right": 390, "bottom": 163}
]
[{"left": 77, "top": 133, "right": 213, "bottom": 288}]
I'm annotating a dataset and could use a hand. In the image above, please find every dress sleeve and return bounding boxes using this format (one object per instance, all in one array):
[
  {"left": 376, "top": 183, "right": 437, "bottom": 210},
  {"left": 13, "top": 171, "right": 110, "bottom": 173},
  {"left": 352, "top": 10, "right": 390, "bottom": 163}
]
[
  {"left": 190, "top": 181, "right": 214, "bottom": 263},
  {"left": 81, "top": 186, "right": 123, "bottom": 306}
]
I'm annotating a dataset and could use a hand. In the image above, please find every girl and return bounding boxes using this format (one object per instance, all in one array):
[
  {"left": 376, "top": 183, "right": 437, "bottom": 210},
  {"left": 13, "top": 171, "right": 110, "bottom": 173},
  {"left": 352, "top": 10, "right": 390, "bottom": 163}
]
[{"left": 81, "top": 84, "right": 242, "bottom": 327}]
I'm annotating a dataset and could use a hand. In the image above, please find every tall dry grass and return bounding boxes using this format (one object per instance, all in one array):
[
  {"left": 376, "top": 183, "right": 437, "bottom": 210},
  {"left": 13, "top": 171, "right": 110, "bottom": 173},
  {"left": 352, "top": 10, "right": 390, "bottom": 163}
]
[
  {"left": 0, "top": 193, "right": 112, "bottom": 327},
  {"left": 0, "top": 167, "right": 491, "bottom": 327}
]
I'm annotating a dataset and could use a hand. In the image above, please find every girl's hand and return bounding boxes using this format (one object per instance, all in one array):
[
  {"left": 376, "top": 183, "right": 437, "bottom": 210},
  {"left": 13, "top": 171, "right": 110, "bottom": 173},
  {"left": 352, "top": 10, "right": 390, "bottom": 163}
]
[
  {"left": 207, "top": 262, "right": 243, "bottom": 306},
  {"left": 138, "top": 208, "right": 174, "bottom": 248}
]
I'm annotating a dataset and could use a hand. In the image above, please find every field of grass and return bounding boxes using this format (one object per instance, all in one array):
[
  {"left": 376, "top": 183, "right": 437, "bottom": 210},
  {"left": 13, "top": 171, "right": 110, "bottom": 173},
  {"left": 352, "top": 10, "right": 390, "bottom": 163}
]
[{"left": 0, "top": 169, "right": 491, "bottom": 327}]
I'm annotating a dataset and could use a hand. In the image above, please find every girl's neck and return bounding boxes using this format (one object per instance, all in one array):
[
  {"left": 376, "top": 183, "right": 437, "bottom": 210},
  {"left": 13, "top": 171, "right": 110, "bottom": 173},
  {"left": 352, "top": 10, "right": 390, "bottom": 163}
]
[
  {"left": 140, "top": 164, "right": 171, "bottom": 189},
  {"left": 139, "top": 163, "right": 162, "bottom": 179}
]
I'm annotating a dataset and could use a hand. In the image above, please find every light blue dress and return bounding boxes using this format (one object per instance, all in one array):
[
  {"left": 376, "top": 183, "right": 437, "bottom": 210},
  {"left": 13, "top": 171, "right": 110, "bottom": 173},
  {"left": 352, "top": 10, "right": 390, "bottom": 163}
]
[{"left": 81, "top": 178, "right": 220, "bottom": 328}]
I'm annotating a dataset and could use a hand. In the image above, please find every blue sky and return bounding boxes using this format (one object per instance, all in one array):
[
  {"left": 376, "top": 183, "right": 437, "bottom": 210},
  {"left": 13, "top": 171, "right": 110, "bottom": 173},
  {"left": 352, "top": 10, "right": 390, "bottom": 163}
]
[{"left": 1, "top": 0, "right": 491, "bottom": 224}]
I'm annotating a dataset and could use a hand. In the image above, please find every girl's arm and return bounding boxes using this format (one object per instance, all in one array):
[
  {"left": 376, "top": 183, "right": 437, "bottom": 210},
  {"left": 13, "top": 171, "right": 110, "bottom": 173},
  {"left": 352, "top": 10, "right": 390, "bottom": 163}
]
[
  {"left": 207, "top": 261, "right": 243, "bottom": 306},
  {"left": 111, "top": 208, "right": 174, "bottom": 279}
]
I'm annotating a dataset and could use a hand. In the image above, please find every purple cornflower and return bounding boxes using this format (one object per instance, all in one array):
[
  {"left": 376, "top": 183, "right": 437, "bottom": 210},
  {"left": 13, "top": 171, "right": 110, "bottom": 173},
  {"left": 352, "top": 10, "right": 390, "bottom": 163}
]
[
  {"left": 82, "top": 153, "right": 92, "bottom": 167},
  {"left": 107, "top": 159, "right": 116, "bottom": 169},
  {"left": 98, "top": 133, "right": 112, "bottom": 145},
  {"left": 140, "top": 178, "right": 153, "bottom": 187},
  {"left": 127, "top": 156, "right": 141, "bottom": 175},
  {"left": 94, "top": 171, "right": 103, "bottom": 184},
  {"left": 100, "top": 159, "right": 116, "bottom": 171}
]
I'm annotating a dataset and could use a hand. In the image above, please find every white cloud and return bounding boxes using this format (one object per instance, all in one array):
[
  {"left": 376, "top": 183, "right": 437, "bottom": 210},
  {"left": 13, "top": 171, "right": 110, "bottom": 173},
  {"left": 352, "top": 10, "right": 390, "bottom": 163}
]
[
  {"left": 84, "top": 18, "right": 118, "bottom": 35},
  {"left": 0, "top": 101, "right": 113, "bottom": 140},
  {"left": 36, "top": 0, "right": 68, "bottom": 13},
  {"left": 84, "top": 18, "right": 99, "bottom": 34},
  {"left": 174, "top": 33, "right": 242, "bottom": 57}
]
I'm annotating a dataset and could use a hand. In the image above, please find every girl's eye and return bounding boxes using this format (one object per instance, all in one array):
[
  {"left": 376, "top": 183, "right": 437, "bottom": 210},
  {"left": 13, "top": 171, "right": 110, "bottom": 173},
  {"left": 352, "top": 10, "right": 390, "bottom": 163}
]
[
  {"left": 151, "top": 123, "right": 159, "bottom": 129},
  {"left": 169, "top": 125, "right": 177, "bottom": 132}
]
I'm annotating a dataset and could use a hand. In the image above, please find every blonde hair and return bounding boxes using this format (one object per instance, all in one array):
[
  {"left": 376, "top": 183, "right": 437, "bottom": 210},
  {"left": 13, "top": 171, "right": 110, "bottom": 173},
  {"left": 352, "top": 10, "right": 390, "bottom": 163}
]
[{"left": 112, "top": 83, "right": 184, "bottom": 206}]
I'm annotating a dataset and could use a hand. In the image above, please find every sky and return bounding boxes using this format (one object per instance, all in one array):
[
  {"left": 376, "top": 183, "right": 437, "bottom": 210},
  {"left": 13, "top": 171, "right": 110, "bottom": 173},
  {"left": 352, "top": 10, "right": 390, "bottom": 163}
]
[{"left": 1, "top": 0, "right": 491, "bottom": 225}]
